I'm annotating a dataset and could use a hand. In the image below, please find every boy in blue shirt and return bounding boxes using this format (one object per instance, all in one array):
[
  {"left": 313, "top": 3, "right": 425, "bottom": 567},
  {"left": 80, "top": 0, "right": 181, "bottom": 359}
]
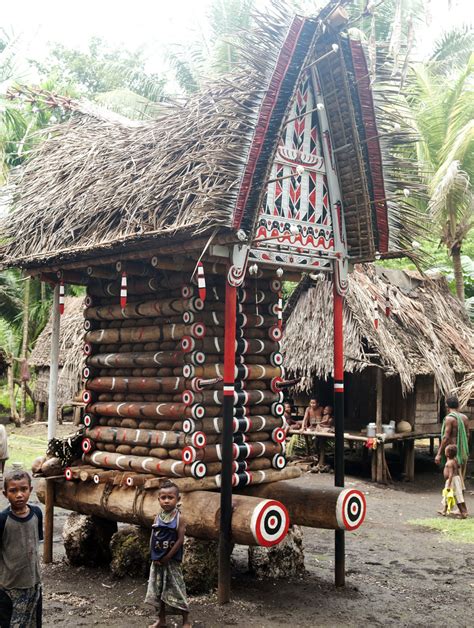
[{"left": 145, "top": 480, "right": 190, "bottom": 628}]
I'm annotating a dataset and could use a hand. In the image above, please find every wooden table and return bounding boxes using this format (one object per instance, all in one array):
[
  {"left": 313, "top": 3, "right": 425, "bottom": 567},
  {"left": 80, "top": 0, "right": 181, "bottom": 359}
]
[{"left": 288, "top": 429, "right": 441, "bottom": 483}]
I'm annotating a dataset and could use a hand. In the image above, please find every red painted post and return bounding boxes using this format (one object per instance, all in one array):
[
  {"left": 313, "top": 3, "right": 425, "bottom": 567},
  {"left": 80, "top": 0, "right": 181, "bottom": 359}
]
[
  {"left": 333, "top": 281, "right": 345, "bottom": 587},
  {"left": 218, "top": 276, "right": 237, "bottom": 603}
]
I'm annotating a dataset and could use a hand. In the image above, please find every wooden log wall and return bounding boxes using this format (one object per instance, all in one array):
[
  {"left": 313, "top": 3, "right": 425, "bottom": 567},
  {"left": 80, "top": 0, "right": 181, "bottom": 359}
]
[{"left": 79, "top": 263, "right": 287, "bottom": 490}]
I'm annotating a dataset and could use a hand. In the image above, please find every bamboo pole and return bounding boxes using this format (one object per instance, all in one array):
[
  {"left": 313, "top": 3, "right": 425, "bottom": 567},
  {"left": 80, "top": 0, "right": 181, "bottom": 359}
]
[
  {"left": 47, "top": 285, "right": 60, "bottom": 441},
  {"left": 376, "top": 368, "right": 384, "bottom": 484}
]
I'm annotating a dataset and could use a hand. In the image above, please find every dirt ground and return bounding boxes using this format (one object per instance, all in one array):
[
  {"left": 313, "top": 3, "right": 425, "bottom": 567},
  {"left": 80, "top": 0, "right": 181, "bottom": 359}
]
[{"left": 2, "top": 450, "right": 473, "bottom": 627}]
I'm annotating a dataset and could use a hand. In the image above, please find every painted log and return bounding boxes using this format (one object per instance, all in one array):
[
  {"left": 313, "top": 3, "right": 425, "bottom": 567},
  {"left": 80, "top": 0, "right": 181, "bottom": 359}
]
[
  {"left": 85, "top": 427, "right": 207, "bottom": 450},
  {"left": 83, "top": 451, "right": 206, "bottom": 478},
  {"left": 182, "top": 389, "right": 280, "bottom": 407},
  {"left": 181, "top": 415, "right": 283, "bottom": 435},
  {"left": 87, "top": 401, "right": 197, "bottom": 420},
  {"left": 87, "top": 351, "right": 185, "bottom": 369},
  {"left": 36, "top": 479, "right": 289, "bottom": 546},
  {"left": 84, "top": 297, "right": 203, "bottom": 321},
  {"left": 181, "top": 441, "right": 284, "bottom": 464},
  {"left": 143, "top": 465, "right": 301, "bottom": 491},
  {"left": 181, "top": 364, "right": 282, "bottom": 380},
  {"left": 181, "top": 337, "right": 278, "bottom": 355},
  {"left": 239, "top": 482, "right": 367, "bottom": 532},
  {"left": 183, "top": 311, "right": 272, "bottom": 328},
  {"left": 84, "top": 323, "right": 204, "bottom": 345},
  {"left": 86, "top": 376, "right": 186, "bottom": 394}
]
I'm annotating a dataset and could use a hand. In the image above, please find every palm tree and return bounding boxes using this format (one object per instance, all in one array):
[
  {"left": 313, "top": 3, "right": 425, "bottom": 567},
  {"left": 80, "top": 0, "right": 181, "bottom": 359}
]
[{"left": 410, "top": 51, "right": 473, "bottom": 300}]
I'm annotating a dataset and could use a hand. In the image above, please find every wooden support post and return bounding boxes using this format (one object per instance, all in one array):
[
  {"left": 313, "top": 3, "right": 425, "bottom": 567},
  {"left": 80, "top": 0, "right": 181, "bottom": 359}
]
[
  {"left": 333, "top": 284, "right": 345, "bottom": 588},
  {"left": 218, "top": 274, "right": 237, "bottom": 604},
  {"left": 404, "top": 439, "right": 415, "bottom": 482},
  {"left": 47, "top": 285, "right": 61, "bottom": 441},
  {"left": 43, "top": 479, "right": 55, "bottom": 563},
  {"left": 375, "top": 368, "right": 384, "bottom": 483}
]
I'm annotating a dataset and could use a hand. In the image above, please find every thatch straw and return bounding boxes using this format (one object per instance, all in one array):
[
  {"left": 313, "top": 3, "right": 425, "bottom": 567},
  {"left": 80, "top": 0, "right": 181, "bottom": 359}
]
[
  {"left": 282, "top": 265, "right": 473, "bottom": 395},
  {"left": 457, "top": 372, "right": 474, "bottom": 407},
  {"left": 0, "top": 0, "right": 424, "bottom": 269},
  {"left": 29, "top": 296, "right": 84, "bottom": 404}
]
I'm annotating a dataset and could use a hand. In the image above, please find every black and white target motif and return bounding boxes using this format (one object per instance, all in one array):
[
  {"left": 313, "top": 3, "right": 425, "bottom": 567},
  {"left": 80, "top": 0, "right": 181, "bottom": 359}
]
[
  {"left": 268, "top": 325, "right": 282, "bottom": 342},
  {"left": 271, "top": 428, "right": 286, "bottom": 444},
  {"left": 336, "top": 489, "right": 366, "bottom": 531},
  {"left": 271, "top": 454, "right": 287, "bottom": 470},
  {"left": 82, "top": 390, "right": 93, "bottom": 404},
  {"left": 81, "top": 438, "right": 93, "bottom": 454},
  {"left": 191, "top": 322, "right": 206, "bottom": 338},
  {"left": 64, "top": 467, "right": 73, "bottom": 481},
  {"left": 250, "top": 499, "right": 289, "bottom": 547},
  {"left": 182, "top": 390, "right": 194, "bottom": 406},
  {"left": 83, "top": 414, "right": 95, "bottom": 428},
  {"left": 181, "top": 446, "right": 197, "bottom": 464},
  {"left": 190, "top": 431, "right": 206, "bottom": 448},
  {"left": 270, "top": 352, "right": 283, "bottom": 367},
  {"left": 182, "top": 419, "right": 195, "bottom": 434},
  {"left": 181, "top": 285, "right": 193, "bottom": 299},
  {"left": 181, "top": 336, "right": 195, "bottom": 353},
  {"left": 190, "top": 461, "right": 207, "bottom": 479}
]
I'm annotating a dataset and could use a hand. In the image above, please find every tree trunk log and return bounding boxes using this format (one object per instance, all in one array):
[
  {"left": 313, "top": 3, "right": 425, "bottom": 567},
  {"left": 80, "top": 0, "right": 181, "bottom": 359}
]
[
  {"left": 36, "top": 479, "right": 290, "bottom": 546},
  {"left": 239, "top": 481, "right": 367, "bottom": 531}
]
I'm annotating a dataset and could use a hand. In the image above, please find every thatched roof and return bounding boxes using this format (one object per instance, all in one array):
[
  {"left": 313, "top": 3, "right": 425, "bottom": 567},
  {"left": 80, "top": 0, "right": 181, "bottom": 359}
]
[
  {"left": 0, "top": 1, "right": 422, "bottom": 270},
  {"left": 282, "top": 265, "right": 474, "bottom": 395},
  {"left": 29, "top": 296, "right": 84, "bottom": 403}
]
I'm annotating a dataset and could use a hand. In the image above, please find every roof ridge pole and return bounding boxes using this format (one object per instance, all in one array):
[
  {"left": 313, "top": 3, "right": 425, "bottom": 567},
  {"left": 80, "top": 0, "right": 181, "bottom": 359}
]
[{"left": 47, "top": 284, "right": 61, "bottom": 441}]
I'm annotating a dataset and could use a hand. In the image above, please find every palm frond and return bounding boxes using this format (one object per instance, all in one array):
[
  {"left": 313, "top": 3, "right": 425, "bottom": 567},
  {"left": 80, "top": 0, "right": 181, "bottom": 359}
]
[{"left": 430, "top": 25, "right": 474, "bottom": 70}]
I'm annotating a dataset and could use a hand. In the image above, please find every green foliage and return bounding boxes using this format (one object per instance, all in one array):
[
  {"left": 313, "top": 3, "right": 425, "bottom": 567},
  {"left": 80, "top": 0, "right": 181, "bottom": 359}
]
[
  {"left": 5, "top": 429, "right": 46, "bottom": 469},
  {"left": 409, "top": 517, "right": 474, "bottom": 543},
  {"left": 34, "top": 37, "right": 165, "bottom": 102},
  {"left": 165, "top": 0, "right": 256, "bottom": 93}
]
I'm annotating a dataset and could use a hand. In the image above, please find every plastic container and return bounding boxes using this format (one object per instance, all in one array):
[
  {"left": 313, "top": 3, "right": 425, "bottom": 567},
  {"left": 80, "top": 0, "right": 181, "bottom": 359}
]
[
  {"left": 382, "top": 424, "right": 395, "bottom": 436},
  {"left": 367, "top": 422, "right": 376, "bottom": 437}
]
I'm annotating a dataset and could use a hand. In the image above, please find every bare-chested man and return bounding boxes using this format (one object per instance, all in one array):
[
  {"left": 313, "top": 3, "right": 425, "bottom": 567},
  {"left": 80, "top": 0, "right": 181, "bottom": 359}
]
[
  {"left": 435, "top": 395, "right": 469, "bottom": 479},
  {"left": 301, "top": 398, "right": 323, "bottom": 431}
]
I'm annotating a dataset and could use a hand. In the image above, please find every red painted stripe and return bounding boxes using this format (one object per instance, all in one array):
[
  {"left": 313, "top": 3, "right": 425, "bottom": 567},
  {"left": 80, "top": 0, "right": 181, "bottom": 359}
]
[
  {"left": 333, "top": 286, "right": 344, "bottom": 382},
  {"left": 224, "top": 280, "right": 237, "bottom": 384}
]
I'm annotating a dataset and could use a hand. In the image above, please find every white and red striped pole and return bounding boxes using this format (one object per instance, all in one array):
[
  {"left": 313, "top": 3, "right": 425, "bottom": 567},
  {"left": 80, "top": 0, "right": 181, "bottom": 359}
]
[
  {"left": 277, "top": 292, "right": 283, "bottom": 329},
  {"left": 196, "top": 262, "right": 206, "bottom": 302},
  {"left": 373, "top": 296, "right": 379, "bottom": 329},
  {"left": 120, "top": 272, "right": 127, "bottom": 309},
  {"left": 59, "top": 281, "right": 65, "bottom": 315}
]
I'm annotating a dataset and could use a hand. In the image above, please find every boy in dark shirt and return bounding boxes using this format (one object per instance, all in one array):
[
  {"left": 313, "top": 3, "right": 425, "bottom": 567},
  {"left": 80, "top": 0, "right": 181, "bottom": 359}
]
[{"left": 0, "top": 470, "right": 43, "bottom": 627}]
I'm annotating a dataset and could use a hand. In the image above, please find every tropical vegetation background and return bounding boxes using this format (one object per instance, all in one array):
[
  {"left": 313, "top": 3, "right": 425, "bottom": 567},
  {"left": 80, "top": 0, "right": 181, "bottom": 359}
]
[{"left": 0, "top": 0, "right": 472, "bottom": 432}]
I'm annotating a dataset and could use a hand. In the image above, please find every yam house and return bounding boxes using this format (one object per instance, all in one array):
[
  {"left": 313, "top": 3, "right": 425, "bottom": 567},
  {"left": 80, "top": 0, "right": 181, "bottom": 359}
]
[
  {"left": 0, "top": 1, "right": 423, "bottom": 593},
  {"left": 29, "top": 296, "right": 84, "bottom": 423},
  {"left": 282, "top": 265, "right": 474, "bottom": 481}
]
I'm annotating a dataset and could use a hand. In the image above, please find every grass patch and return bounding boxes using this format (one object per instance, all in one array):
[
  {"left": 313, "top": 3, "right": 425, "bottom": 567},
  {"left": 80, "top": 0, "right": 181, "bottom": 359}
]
[
  {"left": 6, "top": 432, "right": 47, "bottom": 471},
  {"left": 409, "top": 517, "right": 474, "bottom": 543}
]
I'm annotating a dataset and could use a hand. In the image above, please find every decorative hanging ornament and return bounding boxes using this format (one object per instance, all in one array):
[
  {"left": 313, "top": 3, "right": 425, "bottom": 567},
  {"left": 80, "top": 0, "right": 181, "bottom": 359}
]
[
  {"left": 277, "top": 292, "right": 283, "bottom": 330},
  {"left": 196, "top": 262, "right": 206, "bottom": 302},
  {"left": 59, "top": 281, "right": 65, "bottom": 315},
  {"left": 120, "top": 272, "right": 127, "bottom": 309},
  {"left": 385, "top": 286, "right": 391, "bottom": 317},
  {"left": 373, "top": 296, "right": 379, "bottom": 330}
]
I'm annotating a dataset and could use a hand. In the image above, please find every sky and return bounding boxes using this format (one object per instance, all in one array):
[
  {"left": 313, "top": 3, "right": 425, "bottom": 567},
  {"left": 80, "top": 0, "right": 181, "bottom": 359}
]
[{"left": 1, "top": 0, "right": 472, "bottom": 83}]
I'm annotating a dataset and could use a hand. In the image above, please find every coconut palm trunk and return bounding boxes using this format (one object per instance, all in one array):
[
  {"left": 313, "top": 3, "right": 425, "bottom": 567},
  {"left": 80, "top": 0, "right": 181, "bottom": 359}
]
[{"left": 451, "top": 245, "right": 465, "bottom": 301}]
